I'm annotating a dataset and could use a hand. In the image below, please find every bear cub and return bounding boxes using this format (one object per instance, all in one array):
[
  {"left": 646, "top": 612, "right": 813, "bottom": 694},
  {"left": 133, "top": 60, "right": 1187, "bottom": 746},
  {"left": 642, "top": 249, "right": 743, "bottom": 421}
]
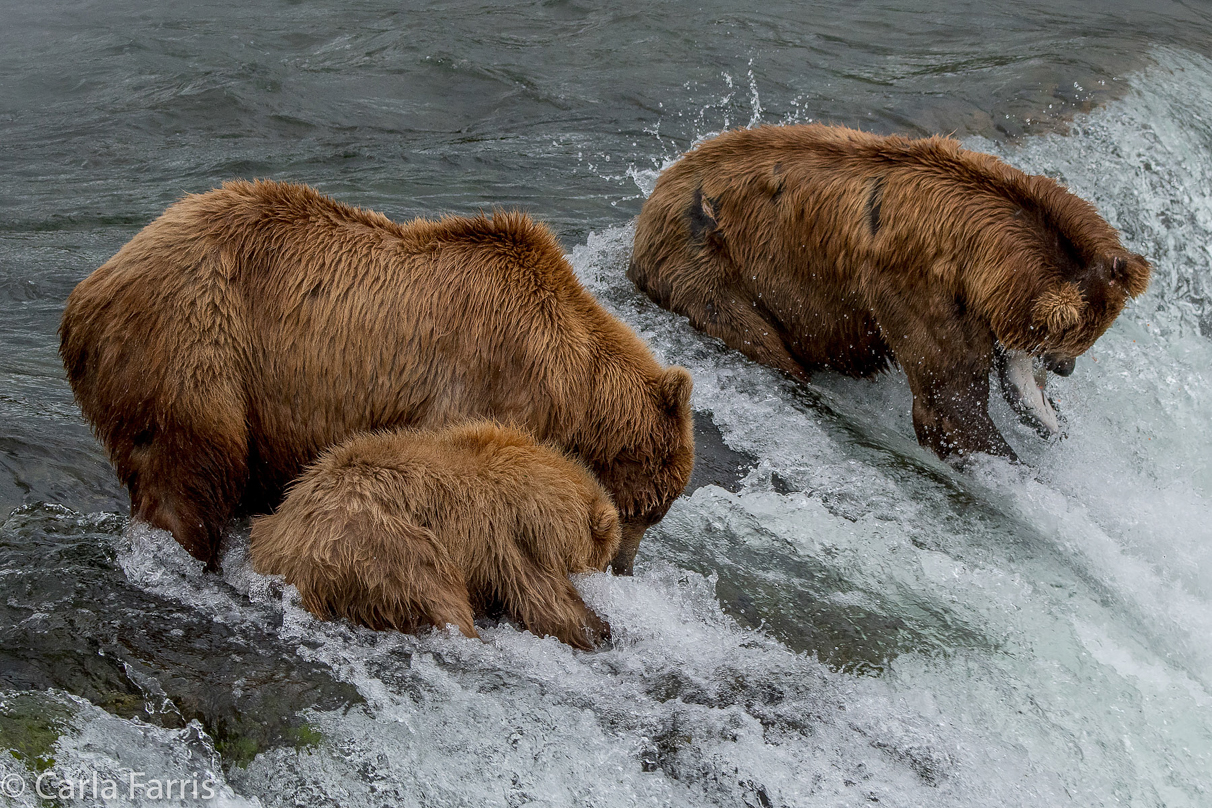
[{"left": 249, "top": 422, "right": 621, "bottom": 651}]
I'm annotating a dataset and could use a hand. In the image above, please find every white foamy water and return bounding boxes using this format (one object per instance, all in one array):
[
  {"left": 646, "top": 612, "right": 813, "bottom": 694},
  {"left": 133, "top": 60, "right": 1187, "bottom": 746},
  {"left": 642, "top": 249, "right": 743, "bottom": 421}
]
[
  {"left": 0, "top": 690, "right": 255, "bottom": 808},
  {"left": 17, "top": 45, "right": 1212, "bottom": 807}
]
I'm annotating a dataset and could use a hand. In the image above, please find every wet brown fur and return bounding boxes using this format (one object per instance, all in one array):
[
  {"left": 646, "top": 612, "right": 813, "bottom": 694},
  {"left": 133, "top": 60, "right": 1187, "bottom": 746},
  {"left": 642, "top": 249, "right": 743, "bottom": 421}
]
[
  {"left": 60, "top": 180, "right": 694, "bottom": 570},
  {"left": 628, "top": 124, "right": 1150, "bottom": 460},
  {"left": 249, "top": 422, "right": 620, "bottom": 650}
]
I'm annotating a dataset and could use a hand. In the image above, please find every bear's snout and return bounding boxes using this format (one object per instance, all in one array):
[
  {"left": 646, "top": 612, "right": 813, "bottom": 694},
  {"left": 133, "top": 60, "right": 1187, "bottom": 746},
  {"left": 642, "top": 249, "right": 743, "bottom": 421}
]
[{"left": 1043, "top": 355, "right": 1076, "bottom": 376}]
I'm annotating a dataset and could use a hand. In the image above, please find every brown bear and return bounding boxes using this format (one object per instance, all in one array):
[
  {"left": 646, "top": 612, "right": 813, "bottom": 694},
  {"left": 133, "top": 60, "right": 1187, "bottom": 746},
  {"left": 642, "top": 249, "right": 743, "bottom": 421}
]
[
  {"left": 628, "top": 124, "right": 1150, "bottom": 460},
  {"left": 60, "top": 180, "right": 694, "bottom": 573},
  {"left": 248, "top": 421, "right": 620, "bottom": 650}
]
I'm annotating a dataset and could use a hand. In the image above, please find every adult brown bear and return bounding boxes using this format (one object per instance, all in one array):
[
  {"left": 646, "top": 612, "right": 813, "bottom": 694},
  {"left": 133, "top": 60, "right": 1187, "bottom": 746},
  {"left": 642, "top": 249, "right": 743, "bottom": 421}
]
[
  {"left": 60, "top": 180, "right": 694, "bottom": 573},
  {"left": 250, "top": 422, "right": 620, "bottom": 650},
  {"left": 628, "top": 124, "right": 1150, "bottom": 460}
]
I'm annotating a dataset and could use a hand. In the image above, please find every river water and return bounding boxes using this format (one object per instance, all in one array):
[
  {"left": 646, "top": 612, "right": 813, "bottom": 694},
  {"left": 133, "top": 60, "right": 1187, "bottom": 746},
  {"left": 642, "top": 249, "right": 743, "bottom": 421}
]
[{"left": 1, "top": 2, "right": 1210, "bottom": 806}]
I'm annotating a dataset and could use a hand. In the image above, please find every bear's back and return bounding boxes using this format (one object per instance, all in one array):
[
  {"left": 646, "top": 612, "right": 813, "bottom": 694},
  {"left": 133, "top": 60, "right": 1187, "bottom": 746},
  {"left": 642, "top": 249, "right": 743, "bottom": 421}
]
[{"left": 284, "top": 422, "right": 619, "bottom": 572}]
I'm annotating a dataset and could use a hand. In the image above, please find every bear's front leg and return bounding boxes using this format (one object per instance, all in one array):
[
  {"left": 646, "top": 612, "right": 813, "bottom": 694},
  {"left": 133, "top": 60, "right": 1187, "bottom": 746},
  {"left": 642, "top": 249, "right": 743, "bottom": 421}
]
[
  {"left": 867, "top": 283, "right": 1014, "bottom": 462},
  {"left": 904, "top": 360, "right": 1016, "bottom": 462},
  {"left": 500, "top": 567, "right": 611, "bottom": 651}
]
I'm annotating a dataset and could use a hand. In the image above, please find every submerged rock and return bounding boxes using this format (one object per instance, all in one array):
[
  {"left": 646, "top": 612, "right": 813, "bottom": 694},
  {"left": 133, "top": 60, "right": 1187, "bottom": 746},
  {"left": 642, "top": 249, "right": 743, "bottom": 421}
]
[{"left": 0, "top": 504, "right": 362, "bottom": 770}]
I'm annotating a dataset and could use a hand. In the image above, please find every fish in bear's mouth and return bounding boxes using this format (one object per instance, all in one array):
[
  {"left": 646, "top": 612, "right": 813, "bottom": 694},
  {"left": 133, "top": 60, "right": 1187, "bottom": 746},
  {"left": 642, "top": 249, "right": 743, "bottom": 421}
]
[{"left": 997, "top": 348, "right": 1063, "bottom": 438}]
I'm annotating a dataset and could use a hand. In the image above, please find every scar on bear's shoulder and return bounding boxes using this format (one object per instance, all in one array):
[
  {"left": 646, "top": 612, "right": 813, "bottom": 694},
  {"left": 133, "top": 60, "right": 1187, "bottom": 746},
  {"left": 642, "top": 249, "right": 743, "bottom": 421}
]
[
  {"left": 864, "top": 175, "right": 885, "bottom": 237},
  {"left": 687, "top": 186, "right": 722, "bottom": 242},
  {"left": 768, "top": 162, "right": 785, "bottom": 202}
]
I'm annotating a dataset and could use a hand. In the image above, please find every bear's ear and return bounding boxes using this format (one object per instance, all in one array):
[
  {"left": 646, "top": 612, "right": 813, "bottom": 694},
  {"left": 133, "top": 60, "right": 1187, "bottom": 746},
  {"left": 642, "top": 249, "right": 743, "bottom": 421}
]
[
  {"left": 590, "top": 500, "right": 619, "bottom": 544},
  {"left": 1112, "top": 253, "right": 1151, "bottom": 299},
  {"left": 658, "top": 366, "right": 694, "bottom": 413},
  {"left": 1032, "top": 282, "right": 1084, "bottom": 334}
]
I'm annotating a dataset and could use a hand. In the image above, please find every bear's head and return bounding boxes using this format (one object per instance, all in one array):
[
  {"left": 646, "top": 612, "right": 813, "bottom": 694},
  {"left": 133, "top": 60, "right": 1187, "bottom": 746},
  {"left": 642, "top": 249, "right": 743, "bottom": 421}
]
[
  {"left": 593, "top": 366, "right": 696, "bottom": 576},
  {"left": 1002, "top": 250, "right": 1150, "bottom": 375}
]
